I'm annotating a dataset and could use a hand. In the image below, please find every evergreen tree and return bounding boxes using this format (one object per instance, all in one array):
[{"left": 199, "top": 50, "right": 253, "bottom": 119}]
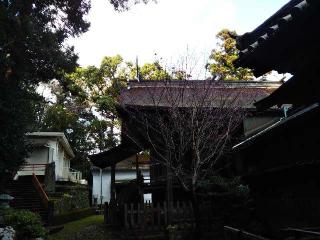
[
  {"left": 208, "top": 29, "right": 253, "bottom": 81},
  {"left": 0, "top": 1, "right": 91, "bottom": 186}
]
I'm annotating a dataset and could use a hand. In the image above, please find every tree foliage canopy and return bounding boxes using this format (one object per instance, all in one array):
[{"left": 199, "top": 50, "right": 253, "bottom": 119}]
[
  {"left": 0, "top": 0, "right": 92, "bottom": 181},
  {"left": 208, "top": 29, "right": 253, "bottom": 81},
  {"left": 109, "top": 0, "right": 155, "bottom": 11}
]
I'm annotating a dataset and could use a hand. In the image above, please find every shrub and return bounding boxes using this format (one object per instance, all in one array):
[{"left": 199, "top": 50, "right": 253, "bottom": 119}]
[
  {"left": 51, "top": 207, "right": 95, "bottom": 225},
  {"left": 2, "top": 209, "right": 47, "bottom": 239}
]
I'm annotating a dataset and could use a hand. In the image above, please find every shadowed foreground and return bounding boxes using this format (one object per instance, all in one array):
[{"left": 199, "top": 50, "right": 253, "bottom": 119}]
[{"left": 48, "top": 215, "right": 115, "bottom": 240}]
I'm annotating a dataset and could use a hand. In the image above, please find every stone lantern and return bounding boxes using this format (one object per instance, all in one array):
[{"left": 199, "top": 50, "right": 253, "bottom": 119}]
[{"left": 0, "top": 194, "right": 14, "bottom": 209}]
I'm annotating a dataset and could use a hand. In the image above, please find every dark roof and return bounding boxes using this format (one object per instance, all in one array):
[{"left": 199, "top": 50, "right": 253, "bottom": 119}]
[
  {"left": 234, "top": 0, "right": 320, "bottom": 76},
  {"left": 120, "top": 80, "right": 281, "bottom": 109},
  {"left": 236, "top": 0, "right": 304, "bottom": 51},
  {"left": 233, "top": 103, "right": 320, "bottom": 151},
  {"left": 254, "top": 75, "right": 320, "bottom": 110},
  {"left": 89, "top": 143, "right": 141, "bottom": 169}
]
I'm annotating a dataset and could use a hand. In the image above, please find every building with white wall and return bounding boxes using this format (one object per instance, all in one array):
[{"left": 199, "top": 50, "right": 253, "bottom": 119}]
[
  {"left": 91, "top": 154, "right": 150, "bottom": 205},
  {"left": 16, "top": 132, "right": 84, "bottom": 183}
]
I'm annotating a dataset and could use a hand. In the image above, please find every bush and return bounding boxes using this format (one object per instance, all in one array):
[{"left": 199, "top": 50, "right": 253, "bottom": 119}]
[
  {"left": 2, "top": 209, "right": 47, "bottom": 239},
  {"left": 167, "top": 224, "right": 193, "bottom": 240},
  {"left": 51, "top": 207, "right": 95, "bottom": 225}
]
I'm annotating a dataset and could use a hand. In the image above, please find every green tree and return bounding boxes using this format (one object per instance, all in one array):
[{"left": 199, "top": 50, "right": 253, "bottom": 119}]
[
  {"left": 0, "top": 0, "right": 90, "bottom": 187},
  {"left": 40, "top": 55, "right": 184, "bottom": 178},
  {"left": 110, "top": 0, "right": 155, "bottom": 11},
  {"left": 40, "top": 103, "right": 94, "bottom": 179},
  {"left": 138, "top": 62, "right": 171, "bottom": 80},
  {"left": 208, "top": 29, "right": 253, "bottom": 81},
  {"left": 41, "top": 55, "right": 128, "bottom": 154},
  {"left": 39, "top": 56, "right": 130, "bottom": 177},
  {"left": 0, "top": 0, "right": 155, "bottom": 185}
]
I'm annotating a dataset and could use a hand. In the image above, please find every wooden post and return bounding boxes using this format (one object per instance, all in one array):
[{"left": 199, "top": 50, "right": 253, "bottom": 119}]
[
  {"left": 110, "top": 160, "right": 116, "bottom": 203},
  {"left": 177, "top": 201, "right": 180, "bottom": 223},
  {"left": 164, "top": 201, "right": 168, "bottom": 226},
  {"left": 135, "top": 154, "right": 144, "bottom": 204},
  {"left": 138, "top": 203, "right": 141, "bottom": 225},
  {"left": 166, "top": 163, "right": 173, "bottom": 224},
  {"left": 130, "top": 203, "right": 134, "bottom": 228},
  {"left": 135, "top": 154, "right": 139, "bottom": 178},
  {"left": 157, "top": 202, "right": 161, "bottom": 226},
  {"left": 109, "top": 160, "right": 116, "bottom": 226},
  {"left": 124, "top": 204, "right": 128, "bottom": 229},
  {"left": 104, "top": 202, "right": 109, "bottom": 224},
  {"left": 151, "top": 202, "right": 154, "bottom": 228},
  {"left": 182, "top": 201, "right": 186, "bottom": 222}
]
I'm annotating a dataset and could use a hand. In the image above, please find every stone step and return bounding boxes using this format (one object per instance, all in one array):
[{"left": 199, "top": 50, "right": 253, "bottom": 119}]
[{"left": 6, "top": 178, "right": 48, "bottom": 222}]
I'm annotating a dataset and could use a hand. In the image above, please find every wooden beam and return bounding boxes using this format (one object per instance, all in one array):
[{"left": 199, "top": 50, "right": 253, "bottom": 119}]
[{"left": 110, "top": 160, "right": 116, "bottom": 203}]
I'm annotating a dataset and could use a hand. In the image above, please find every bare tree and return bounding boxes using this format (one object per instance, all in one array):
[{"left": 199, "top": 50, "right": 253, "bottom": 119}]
[{"left": 119, "top": 80, "right": 257, "bottom": 235}]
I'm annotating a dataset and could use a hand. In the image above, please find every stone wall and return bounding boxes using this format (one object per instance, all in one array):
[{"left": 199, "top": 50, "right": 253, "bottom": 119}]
[{"left": 44, "top": 162, "right": 55, "bottom": 193}]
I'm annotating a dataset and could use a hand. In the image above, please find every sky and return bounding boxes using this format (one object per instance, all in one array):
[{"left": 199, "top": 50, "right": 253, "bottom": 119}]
[{"left": 69, "top": 0, "right": 289, "bottom": 76}]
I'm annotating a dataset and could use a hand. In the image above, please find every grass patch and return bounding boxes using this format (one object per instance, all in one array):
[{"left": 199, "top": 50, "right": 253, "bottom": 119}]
[{"left": 48, "top": 215, "right": 112, "bottom": 240}]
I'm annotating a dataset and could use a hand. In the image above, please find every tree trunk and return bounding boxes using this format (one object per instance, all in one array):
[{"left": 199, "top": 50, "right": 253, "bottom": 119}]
[{"left": 191, "top": 189, "right": 201, "bottom": 240}]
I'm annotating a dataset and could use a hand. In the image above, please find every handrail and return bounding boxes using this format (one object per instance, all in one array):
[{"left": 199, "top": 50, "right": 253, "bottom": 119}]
[
  {"left": 32, "top": 173, "right": 49, "bottom": 209},
  {"left": 68, "top": 167, "right": 80, "bottom": 172},
  {"left": 224, "top": 226, "right": 270, "bottom": 240},
  {"left": 282, "top": 228, "right": 320, "bottom": 237},
  {"left": 63, "top": 167, "right": 82, "bottom": 182},
  {"left": 20, "top": 164, "right": 47, "bottom": 172}
]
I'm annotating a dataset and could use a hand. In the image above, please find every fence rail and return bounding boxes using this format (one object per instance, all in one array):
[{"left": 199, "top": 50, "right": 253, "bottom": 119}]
[{"left": 105, "top": 201, "right": 194, "bottom": 230}]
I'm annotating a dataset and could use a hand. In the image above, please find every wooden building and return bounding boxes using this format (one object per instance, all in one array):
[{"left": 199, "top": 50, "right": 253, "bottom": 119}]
[
  {"left": 233, "top": 0, "right": 320, "bottom": 237},
  {"left": 89, "top": 80, "right": 280, "bottom": 206},
  {"left": 91, "top": 153, "right": 150, "bottom": 205}
]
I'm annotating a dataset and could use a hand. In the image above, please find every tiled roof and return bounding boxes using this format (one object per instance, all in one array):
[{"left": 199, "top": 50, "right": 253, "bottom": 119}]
[
  {"left": 233, "top": 103, "right": 320, "bottom": 150},
  {"left": 89, "top": 143, "right": 141, "bottom": 168},
  {"left": 234, "top": 0, "right": 320, "bottom": 76},
  {"left": 119, "top": 80, "right": 280, "bottom": 109},
  {"left": 27, "top": 132, "right": 75, "bottom": 158}
]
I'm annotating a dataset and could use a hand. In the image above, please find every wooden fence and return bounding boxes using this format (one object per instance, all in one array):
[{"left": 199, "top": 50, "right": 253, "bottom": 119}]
[
  {"left": 105, "top": 201, "right": 194, "bottom": 230},
  {"left": 123, "top": 201, "right": 194, "bottom": 230}
]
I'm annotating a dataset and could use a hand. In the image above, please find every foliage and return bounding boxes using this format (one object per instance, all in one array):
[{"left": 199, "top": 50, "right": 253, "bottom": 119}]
[
  {"left": 0, "top": 0, "right": 91, "bottom": 185},
  {"left": 40, "top": 54, "right": 185, "bottom": 178},
  {"left": 167, "top": 223, "right": 193, "bottom": 240},
  {"left": 198, "top": 175, "right": 249, "bottom": 198},
  {"left": 2, "top": 208, "right": 47, "bottom": 239},
  {"left": 208, "top": 29, "right": 253, "bottom": 80},
  {"left": 0, "top": 82, "right": 40, "bottom": 189},
  {"left": 41, "top": 55, "right": 128, "bottom": 153},
  {"left": 0, "top": 0, "right": 153, "bottom": 184},
  {"left": 198, "top": 175, "right": 252, "bottom": 231},
  {"left": 39, "top": 55, "right": 129, "bottom": 178},
  {"left": 41, "top": 55, "right": 176, "bottom": 157},
  {"left": 110, "top": 0, "right": 155, "bottom": 11},
  {"left": 41, "top": 104, "right": 93, "bottom": 154},
  {"left": 136, "top": 62, "right": 171, "bottom": 80}
]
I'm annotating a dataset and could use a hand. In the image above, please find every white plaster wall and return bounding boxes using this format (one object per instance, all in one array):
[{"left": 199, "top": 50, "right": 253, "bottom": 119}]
[
  {"left": 18, "top": 137, "right": 74, "bottom": 181},
  {"left": 92, "top": 170, "right": 110, "bottom": 205},
  {"left": 46, "top": 139, "right": 68, "bottom": 181},
  {"left": 44, "top": 139, "right": 60, "bottom": 180},
  {"left": 18, "top": 147, "right": 49, "bottom": 176},
  {"left": 92, "top": 169, "right": 150, "bottom": 204},
  {"left": 27, "top": 147, "right": 49, "bottom": 165}
]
